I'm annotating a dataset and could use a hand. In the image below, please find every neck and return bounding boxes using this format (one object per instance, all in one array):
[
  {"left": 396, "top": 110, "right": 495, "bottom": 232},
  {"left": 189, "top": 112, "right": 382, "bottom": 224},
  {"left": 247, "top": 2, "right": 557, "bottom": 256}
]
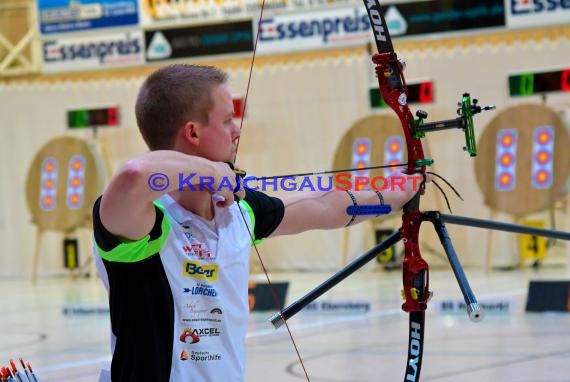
[{"left": 169, "top": 190, "right": 215, "bottom": 220}]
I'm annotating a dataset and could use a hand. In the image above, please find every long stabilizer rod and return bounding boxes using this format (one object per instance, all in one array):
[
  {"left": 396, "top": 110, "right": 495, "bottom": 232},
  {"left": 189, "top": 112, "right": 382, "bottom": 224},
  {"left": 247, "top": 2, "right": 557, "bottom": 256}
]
[
  {"left": 437, "top": 213, "right": 570, "bottom": 241},
  {"left": 270, "top": 229, "right": 402, "bottom": 328}
]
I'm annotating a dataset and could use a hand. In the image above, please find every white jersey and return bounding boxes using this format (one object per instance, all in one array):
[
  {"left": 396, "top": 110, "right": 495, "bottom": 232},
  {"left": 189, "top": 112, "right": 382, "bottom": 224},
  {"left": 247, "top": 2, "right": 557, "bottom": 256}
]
[{"left": 93, "top": 191, "right": 284, "bottom": 381}]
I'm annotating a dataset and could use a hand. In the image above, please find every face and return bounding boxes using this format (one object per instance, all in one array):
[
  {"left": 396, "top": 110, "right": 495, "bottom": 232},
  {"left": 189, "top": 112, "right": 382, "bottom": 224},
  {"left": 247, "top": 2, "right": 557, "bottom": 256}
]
[{"left": 192, "top": 84, "right": 240, "bottom": 162}]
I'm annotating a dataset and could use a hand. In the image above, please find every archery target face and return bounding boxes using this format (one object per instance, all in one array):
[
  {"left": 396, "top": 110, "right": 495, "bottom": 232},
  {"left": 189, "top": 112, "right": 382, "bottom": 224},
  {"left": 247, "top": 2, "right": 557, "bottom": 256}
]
[
  {"left": 352, "top": 138, "right": 372, "bottom": 190},
  {"left": 531, "top": 126, "right": 554, "bottom": 190},
  {"left": 474, "top": 104, "right": 570, "bottom": 216},
  {"left": 26, "top": 136, "right": 104, "bottom": 231},
  {"left": 495, "top": 129, "right": 518, "bottom": 192},
  {"left": 333, "top": 114, "right": 407, "bottom": 195},
  {"left": 384, "top": 136, "right": 405, "bottom": 177}
]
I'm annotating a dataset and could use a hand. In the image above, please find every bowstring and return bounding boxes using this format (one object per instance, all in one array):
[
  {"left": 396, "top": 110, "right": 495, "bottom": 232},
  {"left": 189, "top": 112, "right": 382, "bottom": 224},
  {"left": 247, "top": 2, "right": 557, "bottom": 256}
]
[{"left": 232, "top": 1, "right": 311, "bottom": 380}]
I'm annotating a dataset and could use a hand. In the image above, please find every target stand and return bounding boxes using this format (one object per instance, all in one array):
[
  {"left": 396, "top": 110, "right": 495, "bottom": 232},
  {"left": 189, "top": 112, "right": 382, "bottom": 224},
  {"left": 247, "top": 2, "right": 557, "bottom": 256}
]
[
  {"left": 474, "top": 104, "right": 570, "bottom": 270},
  {"left": 25, "top": 136, "right": 105, "bottom": 282}
]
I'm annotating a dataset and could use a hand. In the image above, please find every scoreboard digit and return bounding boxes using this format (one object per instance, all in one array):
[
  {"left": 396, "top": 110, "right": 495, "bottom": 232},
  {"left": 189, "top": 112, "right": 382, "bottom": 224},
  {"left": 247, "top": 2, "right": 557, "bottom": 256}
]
[
  {"left": 370, "top": 80, "right": 434, "bottom": 108},
  {"left": 509, "top": 68, "right": 570, "bottom": 97}
]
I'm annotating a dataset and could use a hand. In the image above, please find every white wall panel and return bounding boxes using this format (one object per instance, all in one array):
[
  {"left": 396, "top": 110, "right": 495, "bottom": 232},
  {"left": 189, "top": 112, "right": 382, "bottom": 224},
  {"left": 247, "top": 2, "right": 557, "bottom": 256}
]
[{"left": 1, "top": 35, "right": 569, "bottom": 278}]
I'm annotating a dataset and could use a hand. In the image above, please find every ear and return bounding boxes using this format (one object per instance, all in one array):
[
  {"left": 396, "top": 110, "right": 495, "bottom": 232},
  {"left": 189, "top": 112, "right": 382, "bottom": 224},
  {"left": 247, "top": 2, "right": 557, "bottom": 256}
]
[{"left": 181, "top": 120, "right": 200, "bottom": 147}]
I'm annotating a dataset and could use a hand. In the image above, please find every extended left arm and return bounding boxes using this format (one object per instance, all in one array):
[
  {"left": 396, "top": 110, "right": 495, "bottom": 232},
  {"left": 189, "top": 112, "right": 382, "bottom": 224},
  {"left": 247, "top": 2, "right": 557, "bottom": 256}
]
[{"left": 270, "top": 175, "right": 421, "bottom": 237}]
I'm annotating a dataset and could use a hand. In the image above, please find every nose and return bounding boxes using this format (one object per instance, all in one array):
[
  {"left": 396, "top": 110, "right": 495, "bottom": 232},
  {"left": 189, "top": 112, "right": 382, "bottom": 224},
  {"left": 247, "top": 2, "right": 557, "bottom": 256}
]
[{"left": 232, "top": 121, "right": 241, "bottom": 140}]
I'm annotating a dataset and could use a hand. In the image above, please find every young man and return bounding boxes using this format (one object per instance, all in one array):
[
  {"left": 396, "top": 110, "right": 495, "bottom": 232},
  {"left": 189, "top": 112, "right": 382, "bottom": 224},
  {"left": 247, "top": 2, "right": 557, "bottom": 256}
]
[{"left": 93, "top": 64, "right": 421, "bottom": 381}]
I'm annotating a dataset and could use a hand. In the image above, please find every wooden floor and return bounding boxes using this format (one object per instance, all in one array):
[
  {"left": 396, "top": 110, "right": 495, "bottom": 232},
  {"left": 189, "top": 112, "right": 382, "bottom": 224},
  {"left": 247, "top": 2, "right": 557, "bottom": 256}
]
[{"left": 1, "top": 266, "right": 569, "bottom": 381}]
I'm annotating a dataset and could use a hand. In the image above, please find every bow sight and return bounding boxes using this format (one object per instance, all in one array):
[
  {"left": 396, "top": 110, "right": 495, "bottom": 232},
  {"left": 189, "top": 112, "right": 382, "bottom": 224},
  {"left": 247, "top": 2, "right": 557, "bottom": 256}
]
[{"left": 413, "top": 94, "right": 496, "bottom": 157}]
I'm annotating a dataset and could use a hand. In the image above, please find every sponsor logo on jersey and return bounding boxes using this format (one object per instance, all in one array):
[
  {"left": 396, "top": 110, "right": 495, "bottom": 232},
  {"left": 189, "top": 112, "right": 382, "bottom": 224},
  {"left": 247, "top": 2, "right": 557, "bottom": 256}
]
[
  {"left": 182, "top": 302, "right": 211, "bottom": 315},
  {"left": 179, "top": 327, "right": 200, "bottom": 344},
  {"left": 179, "top": 326, "right": 221, "bottom": 344},
  {"left": 181, "top": 306, "right": 223, "bottom": 324},
  {"left": 189, "top": 350, "right": 222, "bottom": 362},
  {"left": 181, "top": 243, "right": 213, "bottom": 259},
  {"left": 182, "top": 316, "right": 222, "bottom": 324},
  {"left": 183, "top": 260, "right": 218, "bottom": 282},
  {"left": 183, "top": 283, "right": 218, "bottom": 297},
  {"left": 181, "top": 349, "right": 223, "bottom": 362}
]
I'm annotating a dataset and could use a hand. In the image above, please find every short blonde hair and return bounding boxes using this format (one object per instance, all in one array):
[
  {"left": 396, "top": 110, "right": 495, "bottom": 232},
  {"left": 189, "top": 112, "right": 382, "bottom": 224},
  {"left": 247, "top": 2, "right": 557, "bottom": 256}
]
[{"left": 135, "top": 64, "right": 228, "bottom": 150}]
